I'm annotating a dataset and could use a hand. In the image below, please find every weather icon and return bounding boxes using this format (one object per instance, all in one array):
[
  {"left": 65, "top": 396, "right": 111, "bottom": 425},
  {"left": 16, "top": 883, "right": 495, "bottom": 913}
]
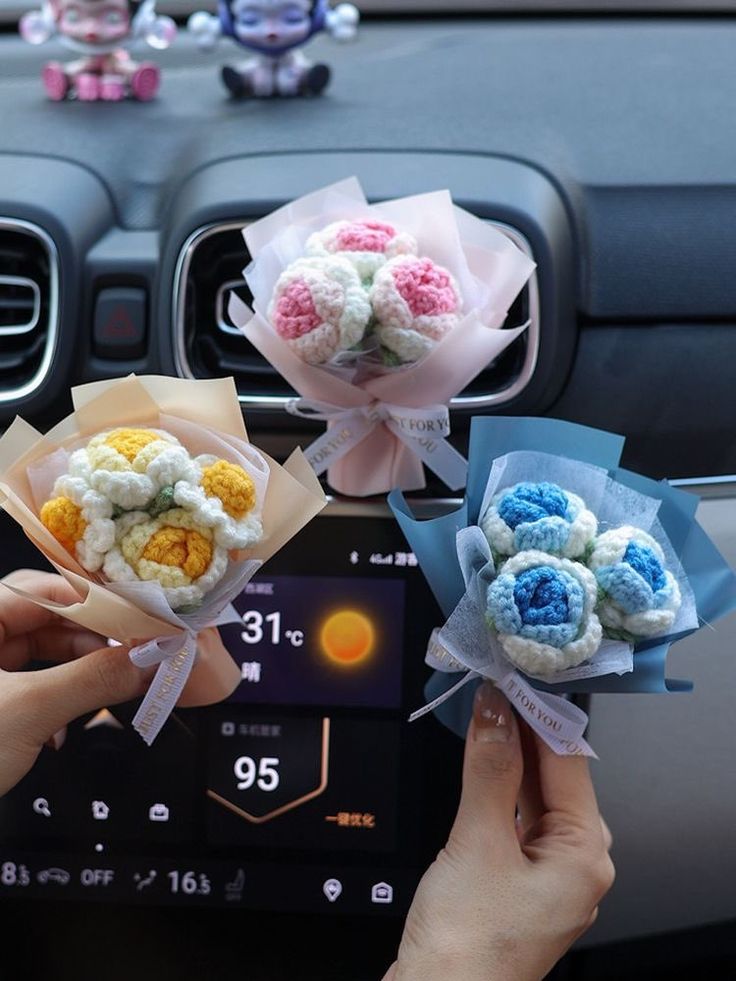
[{"left": 319, "top": 609, "right": 375, "bottom": 667}]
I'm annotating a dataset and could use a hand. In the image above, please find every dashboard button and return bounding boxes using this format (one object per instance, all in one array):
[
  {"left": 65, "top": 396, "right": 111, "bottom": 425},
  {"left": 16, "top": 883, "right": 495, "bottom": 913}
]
[
  {"left": 133, "top": 870, "right": 157, "bottom": 892},
  {"left": 91, "top": 800, "right": 110, "bottom": 821},
  {"left": 224, "top": 868, "right": 245, "bottom": 902},
  {"left": 32, "top": 797, "right": 51, "bottom": 818},
  {"left": 371, "top": 882, "right": 393, "bottom": 905},
  {"left": 93, "top": 287, "right": 147, "bottom": 360},
  {"left": 37, "top": 867, "right": 70, "bottom": 886},
  {"left": 323, "top": 878, "right": 342, "bottom": 903}
]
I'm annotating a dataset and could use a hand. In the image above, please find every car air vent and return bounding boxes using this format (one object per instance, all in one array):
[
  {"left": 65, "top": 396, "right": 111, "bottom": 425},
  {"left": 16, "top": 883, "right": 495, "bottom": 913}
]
[
  {"left": 174, "top": 221, "right": 539, "bottom": 410},
  {"left": 0, "top": 220, "right": 59, "bottom": 405}
]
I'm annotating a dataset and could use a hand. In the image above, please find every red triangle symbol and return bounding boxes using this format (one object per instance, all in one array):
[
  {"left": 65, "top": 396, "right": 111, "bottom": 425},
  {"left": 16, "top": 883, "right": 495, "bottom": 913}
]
[{"left": 104, "top": 305, "right": 136, "bottom": 339}]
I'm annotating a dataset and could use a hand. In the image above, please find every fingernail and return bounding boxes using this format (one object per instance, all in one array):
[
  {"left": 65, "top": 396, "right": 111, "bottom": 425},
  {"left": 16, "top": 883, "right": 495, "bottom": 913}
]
[{"left": 473, "top": 682, "right": 512, "bottom": 742}]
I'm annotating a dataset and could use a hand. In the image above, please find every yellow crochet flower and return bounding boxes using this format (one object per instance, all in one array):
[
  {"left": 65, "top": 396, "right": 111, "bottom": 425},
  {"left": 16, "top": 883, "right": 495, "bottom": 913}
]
[
  {"left": 200, "top": 460, "right": 256, "bottom": 519},
  {"left": 141, "top": 525, "right": 213, "bottom": 580},
  {"left": 172, "top": 454, "right": 264, "bottom": 550},
  {"left": 40, "top": 496, "right": 87, "bottom": 554},
  {"left": 104, "top": 508, "right": 229, "bottom": 610},
  {"left": 86, "top": 428, "right": 175, "bottom": 475}
]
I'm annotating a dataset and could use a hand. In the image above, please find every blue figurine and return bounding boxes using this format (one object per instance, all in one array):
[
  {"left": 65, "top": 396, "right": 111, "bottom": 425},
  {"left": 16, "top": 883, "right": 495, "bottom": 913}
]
[{"left": 188, "top": 0, "right": 359, "bottom": 98}]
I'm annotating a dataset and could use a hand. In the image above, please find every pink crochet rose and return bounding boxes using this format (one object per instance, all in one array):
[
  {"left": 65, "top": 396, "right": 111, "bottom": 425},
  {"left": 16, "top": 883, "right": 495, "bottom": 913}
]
[
  {"left": 268, "top": 256, "right": 372, "bottom": 365},
  {"left": 306, "top": 219, "right": 418, "bottom": 281},
  {"left": 369, "top": 255, "right": 462, "bottom": 364}
]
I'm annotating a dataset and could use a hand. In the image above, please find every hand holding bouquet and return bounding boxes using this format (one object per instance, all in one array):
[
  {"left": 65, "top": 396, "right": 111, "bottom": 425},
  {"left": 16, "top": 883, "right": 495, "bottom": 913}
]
[{"left": 0, "top": 375, "right": 326, "bottom": 744}]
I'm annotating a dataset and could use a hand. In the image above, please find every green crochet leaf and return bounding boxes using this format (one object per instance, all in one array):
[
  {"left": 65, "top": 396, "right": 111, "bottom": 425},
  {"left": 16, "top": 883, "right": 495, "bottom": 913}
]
[
  {"left": 381, "top": 347, "right": 403, "bottom": 368},
  {"left": 601, "top": 626, "right": 638, "bottom": 645},
  {"left": 149, "top": 485, "right": 176, "bottom": 518},
  {"left": 176, "top": 603, "right": 203, "bottom": 617}
]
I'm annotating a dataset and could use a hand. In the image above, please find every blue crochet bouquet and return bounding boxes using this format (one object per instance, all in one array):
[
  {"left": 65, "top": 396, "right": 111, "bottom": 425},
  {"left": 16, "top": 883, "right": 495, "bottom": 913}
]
[{"left": 390, "top": 418, "right": 736, "bottom": 757}]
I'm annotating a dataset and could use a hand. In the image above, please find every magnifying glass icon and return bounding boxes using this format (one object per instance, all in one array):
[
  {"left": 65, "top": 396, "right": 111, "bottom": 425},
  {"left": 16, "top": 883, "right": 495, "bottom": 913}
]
[{"left": 33, "top": 798, "right": 51, "bottom": 818}]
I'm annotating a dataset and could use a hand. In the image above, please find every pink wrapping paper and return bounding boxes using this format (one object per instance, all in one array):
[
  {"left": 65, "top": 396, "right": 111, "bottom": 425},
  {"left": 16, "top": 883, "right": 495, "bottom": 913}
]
[{"left": 230, "top": 178, "right": 536, "bottom": 498}]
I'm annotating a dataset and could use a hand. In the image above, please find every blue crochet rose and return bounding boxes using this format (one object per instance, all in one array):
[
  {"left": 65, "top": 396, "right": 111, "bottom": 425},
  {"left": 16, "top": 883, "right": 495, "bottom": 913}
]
[
  {"left": 589, "top": 526, "right": 681, "bottom": 638},
  {"left": 486, "top": 549, "right": 602, "bottom": 677},
  {"left": 481, "top": 481, "right": 597, "bottom": 559}
]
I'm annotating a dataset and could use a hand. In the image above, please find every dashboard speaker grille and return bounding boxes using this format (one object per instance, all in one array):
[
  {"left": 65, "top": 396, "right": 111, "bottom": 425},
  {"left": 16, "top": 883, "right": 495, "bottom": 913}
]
[
  {"left": 0, "top": 220, "right": 59, "bottom": 405},
  {"left": 174, "top": 221, "right": 539, "bottom": 411}
]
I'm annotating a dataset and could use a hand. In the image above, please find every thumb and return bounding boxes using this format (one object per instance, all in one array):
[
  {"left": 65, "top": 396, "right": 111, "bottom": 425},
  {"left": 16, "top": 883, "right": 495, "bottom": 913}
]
[
  {"left": 451, "top": 681, "right": 523, "bottom": 851},
  {"left": 19, "top": 645, "right": 151, "bottom": 742}
]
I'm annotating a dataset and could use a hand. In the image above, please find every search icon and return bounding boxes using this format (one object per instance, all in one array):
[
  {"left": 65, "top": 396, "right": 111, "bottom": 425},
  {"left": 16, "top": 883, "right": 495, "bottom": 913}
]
[{"left": 33, "top": 798, "right": 51, "bottom": 818}]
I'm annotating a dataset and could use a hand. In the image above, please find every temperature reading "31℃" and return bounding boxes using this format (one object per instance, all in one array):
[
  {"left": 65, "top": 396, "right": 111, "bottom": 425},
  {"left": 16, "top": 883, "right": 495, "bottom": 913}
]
[{"left": 241, "top": 610, "right": 304, "bottom": 647}]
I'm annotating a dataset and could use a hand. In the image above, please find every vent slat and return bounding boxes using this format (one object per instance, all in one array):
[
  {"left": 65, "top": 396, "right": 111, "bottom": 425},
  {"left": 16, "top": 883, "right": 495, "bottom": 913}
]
[
  {"left": 0, "top": 224, "right": 55, "bottom": 403},
  {"left": 0, "top": 298, "right": 35, "bottom": 310}
]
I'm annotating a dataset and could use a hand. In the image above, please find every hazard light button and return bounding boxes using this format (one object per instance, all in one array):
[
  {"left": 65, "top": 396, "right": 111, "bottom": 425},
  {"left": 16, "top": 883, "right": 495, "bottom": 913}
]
[{"left": 93, "top": 287, "right": 147, "bottom": 360}]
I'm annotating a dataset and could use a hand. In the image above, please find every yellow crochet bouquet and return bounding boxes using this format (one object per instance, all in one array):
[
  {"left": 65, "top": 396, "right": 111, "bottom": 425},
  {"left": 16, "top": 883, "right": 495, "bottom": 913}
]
[{"left": 40, "top": 427, "right": 264, "bottom": 612}]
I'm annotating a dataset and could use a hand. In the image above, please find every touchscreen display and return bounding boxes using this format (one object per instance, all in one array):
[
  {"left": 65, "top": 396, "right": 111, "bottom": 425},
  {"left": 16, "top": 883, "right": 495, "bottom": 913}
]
[{"left": 0, "top": 506, "right": 463, "bottom": 916}]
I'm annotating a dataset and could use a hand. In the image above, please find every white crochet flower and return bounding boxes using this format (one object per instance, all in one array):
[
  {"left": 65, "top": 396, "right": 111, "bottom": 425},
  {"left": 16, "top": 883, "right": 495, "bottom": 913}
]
[
  {"left": 370, "top": 255, "right": 462, "bottom": 364},
  {"left": 268, "top": 256, "right": 372, "bottom": 365},
  {"left": 51, "top": 473, "right": 115, "bottom": 571},
  {"left": 71, "top": 428, "right": 199, "bottom": 511},
  {"left": 305, "top": 219, "right": 418, "bottom": 282},
  {"left": 39, "top": 472, "right": 115, "bottom": 573},
  {"left": 486, "top": 550, "right": 602, "bottom": 678},
  {"left": 589, "top": 526, "right": 681, "bottom": 639},
  {"left": 172, "top": 454, "right": 263, "bottom": 550},
  {"left": 481, "top": 481, "right": 598, "bottom": 560},
  {"left": 103, "top": 507, "right": 229, "bottom": 611}
]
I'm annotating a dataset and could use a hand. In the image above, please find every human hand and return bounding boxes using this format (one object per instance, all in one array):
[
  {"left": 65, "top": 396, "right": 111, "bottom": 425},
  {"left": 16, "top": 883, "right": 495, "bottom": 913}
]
[
  {"left": 386, "top": 681, "right": 615, "bottom": 981},
  {"left": 0, "top": 570, "right": 152, "bottom": 798}
]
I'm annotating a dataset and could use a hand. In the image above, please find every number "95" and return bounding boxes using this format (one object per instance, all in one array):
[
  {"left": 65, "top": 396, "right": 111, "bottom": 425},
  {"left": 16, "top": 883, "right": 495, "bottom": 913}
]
[{"left": 234, "top": 756, "right": 281, "bottom": 792}]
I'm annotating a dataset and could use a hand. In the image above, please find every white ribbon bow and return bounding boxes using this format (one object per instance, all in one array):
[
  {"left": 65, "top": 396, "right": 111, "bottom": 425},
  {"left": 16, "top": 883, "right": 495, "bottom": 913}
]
[
  {"left": 129, "top": 631, "right": 198, "bottom": 746},
  {"left": 128, "top": 601, "right": 241, "bottom": 746},
  {"left": 286, "top": 398, "right": 468, "bottom": 490},
  {"left": 411, "top": 638, "right": 596, "bottom": 758}
]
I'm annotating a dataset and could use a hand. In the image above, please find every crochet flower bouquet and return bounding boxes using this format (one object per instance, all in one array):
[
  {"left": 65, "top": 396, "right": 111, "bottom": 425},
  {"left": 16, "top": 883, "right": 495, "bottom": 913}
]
[
  {"left": 390, "top": 417, "right": 736, "bottom": 756},
  {"left": 229, "top": 177, "right": 536, "bottom": 497},
  {"left": 0, "top": 375, "right": 325, "bottom": 743}
]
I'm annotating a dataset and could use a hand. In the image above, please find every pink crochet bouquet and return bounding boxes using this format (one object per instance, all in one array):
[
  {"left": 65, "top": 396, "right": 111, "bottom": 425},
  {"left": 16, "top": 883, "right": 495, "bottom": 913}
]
[{"left": 230, "top": 178, "right": 536, "bottom": 496}]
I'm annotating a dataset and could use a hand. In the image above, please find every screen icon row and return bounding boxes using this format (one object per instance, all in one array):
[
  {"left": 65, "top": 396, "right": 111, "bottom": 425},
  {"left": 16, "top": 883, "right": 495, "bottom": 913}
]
[
  {"left": 32, "top": 798, "right": 170, "bottom": 823},
  {"left": 323, "top": 878, "right": 393, "bottom": 905}
]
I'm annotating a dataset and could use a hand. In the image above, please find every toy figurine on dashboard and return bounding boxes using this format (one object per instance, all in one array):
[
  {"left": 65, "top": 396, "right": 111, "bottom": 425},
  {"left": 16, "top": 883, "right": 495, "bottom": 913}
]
[
  {"left": 187, "top": 0, "right": 359, "bottom": 98},
  {"left": 19, "top": 0, "right": 176, "bottom": 102}
]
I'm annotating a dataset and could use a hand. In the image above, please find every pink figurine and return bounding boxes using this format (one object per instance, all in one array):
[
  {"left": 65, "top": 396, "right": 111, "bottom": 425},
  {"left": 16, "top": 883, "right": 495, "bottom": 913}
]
[{"left": 20, "top": 0, "right": 176, "bottom": 102}]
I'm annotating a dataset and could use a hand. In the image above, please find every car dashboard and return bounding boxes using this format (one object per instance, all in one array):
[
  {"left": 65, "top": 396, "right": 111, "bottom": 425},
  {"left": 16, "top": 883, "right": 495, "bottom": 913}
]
[{"left": 1, "top": 12, "right": 736, "bottom": 980}]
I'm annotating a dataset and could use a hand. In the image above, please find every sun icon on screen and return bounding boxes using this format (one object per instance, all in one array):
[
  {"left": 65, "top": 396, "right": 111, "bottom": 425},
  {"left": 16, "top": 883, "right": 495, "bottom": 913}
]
[{"left": 320, "top": 609, "right": 375, "bottom": 667}]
